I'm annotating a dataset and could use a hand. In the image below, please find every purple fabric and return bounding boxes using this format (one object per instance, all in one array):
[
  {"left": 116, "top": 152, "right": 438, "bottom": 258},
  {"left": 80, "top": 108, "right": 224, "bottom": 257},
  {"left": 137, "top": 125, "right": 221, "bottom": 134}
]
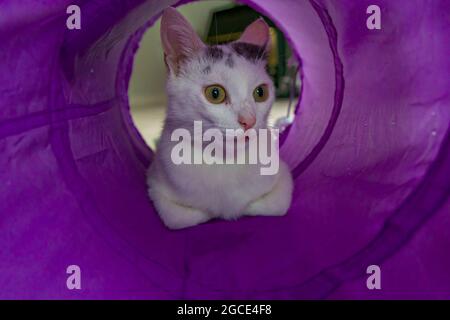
[{"left": 0, "top": 0, "right": 449, "bottom": 299}]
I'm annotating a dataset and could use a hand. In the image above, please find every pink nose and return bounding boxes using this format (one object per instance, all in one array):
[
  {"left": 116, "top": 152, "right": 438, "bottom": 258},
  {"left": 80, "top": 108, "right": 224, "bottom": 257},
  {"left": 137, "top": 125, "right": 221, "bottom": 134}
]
[{"left": 238, "top": 114, "right": 256, "bottom": 131}]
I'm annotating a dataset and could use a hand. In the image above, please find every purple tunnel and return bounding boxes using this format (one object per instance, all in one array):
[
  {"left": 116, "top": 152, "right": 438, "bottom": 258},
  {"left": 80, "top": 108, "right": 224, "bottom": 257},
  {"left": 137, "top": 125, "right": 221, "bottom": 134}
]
[{"left": 0, "top": 0, "right": 449, "bottom": 299}]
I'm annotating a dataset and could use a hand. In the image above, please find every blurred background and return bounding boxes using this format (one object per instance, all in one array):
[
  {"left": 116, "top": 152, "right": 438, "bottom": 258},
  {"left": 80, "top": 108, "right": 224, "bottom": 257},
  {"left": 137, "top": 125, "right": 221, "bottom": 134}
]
[{"left": 128, "top": 0, "right": 300, "bottom": 149}]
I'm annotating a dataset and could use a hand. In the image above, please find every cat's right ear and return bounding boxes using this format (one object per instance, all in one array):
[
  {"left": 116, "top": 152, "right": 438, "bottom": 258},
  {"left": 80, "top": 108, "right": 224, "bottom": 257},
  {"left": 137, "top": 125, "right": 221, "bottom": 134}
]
[{"left": 160, "top": 7, "right": 205, "bottom": 74}]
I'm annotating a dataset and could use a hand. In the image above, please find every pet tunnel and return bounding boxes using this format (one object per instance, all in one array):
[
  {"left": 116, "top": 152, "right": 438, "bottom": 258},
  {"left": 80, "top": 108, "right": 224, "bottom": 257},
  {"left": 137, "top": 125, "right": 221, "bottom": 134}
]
[{"left": 0, "top": 0, "right": 449, "bottom": 299}]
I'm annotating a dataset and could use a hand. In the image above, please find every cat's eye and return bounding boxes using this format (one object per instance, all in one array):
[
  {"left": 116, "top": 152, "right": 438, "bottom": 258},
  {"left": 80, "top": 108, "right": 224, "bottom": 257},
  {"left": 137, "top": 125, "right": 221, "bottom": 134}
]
[
  {"left": 204, "top": 85, "right": 227, "bottom": 104},
  {"left": 253, "top": 84, "right": 269, "bottom": 102}
]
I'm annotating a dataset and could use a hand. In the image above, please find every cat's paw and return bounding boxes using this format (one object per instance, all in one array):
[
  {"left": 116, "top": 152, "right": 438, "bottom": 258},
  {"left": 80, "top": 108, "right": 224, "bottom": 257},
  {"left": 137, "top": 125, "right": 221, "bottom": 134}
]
[
  {"left": 160, "top": 205, "right": 211, "bottom": 230},
  {"left": 149, "top": 186, "right": 211, "bottom": 230},
  {"left": 243, "top": 162, "right": 293, "bottom": 217},
  {"left": 244, "top": 195, "right": 289, "bottom": 217}
]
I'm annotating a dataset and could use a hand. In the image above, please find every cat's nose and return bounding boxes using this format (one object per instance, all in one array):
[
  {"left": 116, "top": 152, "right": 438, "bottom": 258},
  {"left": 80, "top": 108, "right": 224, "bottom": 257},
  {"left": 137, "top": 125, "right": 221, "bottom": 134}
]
[{"left": 238, "top": 114, "right": 256, "bottom": 131}]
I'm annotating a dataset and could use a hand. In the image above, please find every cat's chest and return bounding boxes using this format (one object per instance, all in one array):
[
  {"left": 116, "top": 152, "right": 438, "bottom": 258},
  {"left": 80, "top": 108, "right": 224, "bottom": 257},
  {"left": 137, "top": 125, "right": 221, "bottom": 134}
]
[
  {"left": 173, "top": 162, "right": 272, "bottom": 184},
  {"left": 170, "top": 162, "right": 276, "bottom": 198},
  {"left": 169, "top": 162, "right": 276, "bottom": 215}
]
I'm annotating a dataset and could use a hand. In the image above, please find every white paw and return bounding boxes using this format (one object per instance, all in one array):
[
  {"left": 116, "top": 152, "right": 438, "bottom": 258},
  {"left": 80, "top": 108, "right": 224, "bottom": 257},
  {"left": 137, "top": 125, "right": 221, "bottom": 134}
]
[
  {"left": 159, "top": 204, "right": 211, "bottom": 230},
  {"left": 243, "top": 161, "right": 293, "bottom": 217},
  {"left": 244, "top": 194, "right": 290, "bottom": 217}
]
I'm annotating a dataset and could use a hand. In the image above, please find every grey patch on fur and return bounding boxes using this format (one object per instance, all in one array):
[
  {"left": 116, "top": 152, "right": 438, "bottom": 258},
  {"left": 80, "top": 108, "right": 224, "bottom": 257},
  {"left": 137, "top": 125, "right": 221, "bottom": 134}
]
[
  {"left": 231, "top": 42, "right": 267, "bottom": 62},
  {"left": 205, "top": 46, "right": 224, "bottom": 62},
  {"left": 225, "top": 53, "right": 234, "bottom": 68},
  {"left": 202, "top": 65, "right": 211, "bottom": 74}
]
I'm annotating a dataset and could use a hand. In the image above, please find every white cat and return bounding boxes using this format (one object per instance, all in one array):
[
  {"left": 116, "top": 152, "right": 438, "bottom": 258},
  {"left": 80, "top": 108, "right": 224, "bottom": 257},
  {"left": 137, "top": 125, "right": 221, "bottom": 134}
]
[{"left": 147, "top": 7, "right": 293, "bottom": 229}]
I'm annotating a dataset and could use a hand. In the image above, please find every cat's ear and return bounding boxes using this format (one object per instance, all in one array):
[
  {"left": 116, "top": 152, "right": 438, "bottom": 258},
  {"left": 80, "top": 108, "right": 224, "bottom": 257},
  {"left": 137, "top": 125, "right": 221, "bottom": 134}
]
[
  {"left": 160, "top": 7, "right": 205, "bottom": 74},
  {"left": 237, "top": 18, "right": 271, "bottom": 51}
]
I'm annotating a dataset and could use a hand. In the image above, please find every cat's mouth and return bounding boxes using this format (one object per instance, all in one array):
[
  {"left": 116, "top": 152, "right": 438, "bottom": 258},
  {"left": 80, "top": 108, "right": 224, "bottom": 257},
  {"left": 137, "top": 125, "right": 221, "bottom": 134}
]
[{"left": 199, "top": 121, "right": 266, "bottom": 142}]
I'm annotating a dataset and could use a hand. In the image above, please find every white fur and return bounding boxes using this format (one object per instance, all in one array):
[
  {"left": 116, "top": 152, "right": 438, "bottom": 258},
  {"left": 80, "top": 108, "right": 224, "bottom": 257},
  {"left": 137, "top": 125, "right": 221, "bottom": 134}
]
[{"left": 147, "top": 9, "right": 293, "bottom": 229}]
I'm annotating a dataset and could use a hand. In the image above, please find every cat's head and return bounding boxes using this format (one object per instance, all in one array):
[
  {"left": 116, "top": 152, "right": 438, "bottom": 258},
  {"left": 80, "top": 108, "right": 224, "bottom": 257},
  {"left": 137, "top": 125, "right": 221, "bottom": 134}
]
[{"left": 160, "top": 7, "right": 274, "bottom": 133}]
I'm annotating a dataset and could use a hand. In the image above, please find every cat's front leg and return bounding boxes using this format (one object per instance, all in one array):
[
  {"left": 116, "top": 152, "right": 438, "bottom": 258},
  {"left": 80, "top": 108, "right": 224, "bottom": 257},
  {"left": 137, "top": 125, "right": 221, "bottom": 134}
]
[
  {"left": 148, "top": 184, "right": 211, "bottom": 230},
  {"left": 243, "top": 161, "right": 293, "bottom": 217}
]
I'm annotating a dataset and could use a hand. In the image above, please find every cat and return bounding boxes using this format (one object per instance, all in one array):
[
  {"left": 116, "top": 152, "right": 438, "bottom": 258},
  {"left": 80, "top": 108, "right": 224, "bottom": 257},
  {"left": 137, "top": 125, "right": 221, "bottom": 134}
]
[{"left": 147, "top": 7, "right": 293, "bottom": 229}]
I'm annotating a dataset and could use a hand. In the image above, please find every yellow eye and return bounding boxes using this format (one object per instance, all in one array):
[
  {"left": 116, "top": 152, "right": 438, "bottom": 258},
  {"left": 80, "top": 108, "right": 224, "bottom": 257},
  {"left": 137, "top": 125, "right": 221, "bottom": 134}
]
[
  {"left": 253, "top": 84, "right": 269, "bottom": 102},
  {"left": 204, "top": 85, "right": 227, "bottom": 104}
]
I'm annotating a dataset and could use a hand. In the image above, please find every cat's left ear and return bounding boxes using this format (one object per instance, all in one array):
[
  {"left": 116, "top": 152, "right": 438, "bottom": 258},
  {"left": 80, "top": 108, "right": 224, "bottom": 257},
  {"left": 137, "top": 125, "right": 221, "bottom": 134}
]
[
  {"left": 237, "top": 18, "right": 271, "bottom": 52},
  {"left": 160, "top": 7, "right": 205, "bottom": 74}
]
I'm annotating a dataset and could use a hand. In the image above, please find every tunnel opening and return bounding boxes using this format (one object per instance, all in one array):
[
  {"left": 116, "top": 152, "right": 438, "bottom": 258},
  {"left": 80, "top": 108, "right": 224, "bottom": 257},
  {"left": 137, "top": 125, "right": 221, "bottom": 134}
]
[
  {"left": 9, "top": 0, "right": 445, "bottom": 299},
  {"left": 122, "top": 0, "right": 306, "bottom": 167}
]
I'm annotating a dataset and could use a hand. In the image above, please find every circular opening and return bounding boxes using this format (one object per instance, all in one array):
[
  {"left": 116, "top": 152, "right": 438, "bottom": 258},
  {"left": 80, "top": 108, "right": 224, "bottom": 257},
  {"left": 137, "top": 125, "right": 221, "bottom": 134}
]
[
  {"left": 128, "top": 0, "right": 301, "bottom": 151},
  {"left": 112, "top": 0, "right": 347, "bottom": 294},
  {"left": 65, "top": 0, "right": 450, "bottom": 298}
]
